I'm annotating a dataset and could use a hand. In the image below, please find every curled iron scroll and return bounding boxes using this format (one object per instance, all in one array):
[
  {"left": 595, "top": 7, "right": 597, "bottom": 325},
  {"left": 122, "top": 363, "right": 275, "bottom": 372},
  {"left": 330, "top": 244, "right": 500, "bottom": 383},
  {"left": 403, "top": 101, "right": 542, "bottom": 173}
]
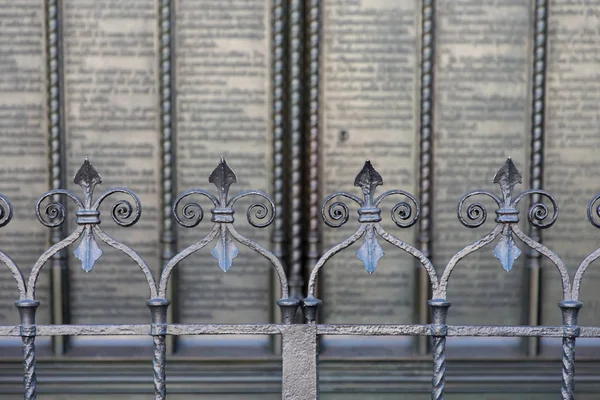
[
  {"left": 374, "top": 189, "right": 420, "bottom": 228},
  {"left": 321, "top": 192, "right": 363, "bottom": 228},
  {"left": 227, "top": 190, "right": 275, "bottom": 228},
  {"left": 457, "top": 190, "right": 502, "bottom": 228},
  {"left": 93, "top": 188, "right": 142, "bottom": 227},
  {"left": 173, "top": 189, "right": 219, "bottom": 228},
  {"left": 35, "top": 189, "right": 84, "bottom": 227},
  {"left": 513, "top": 189, "right": 559, "bottom": 228}
]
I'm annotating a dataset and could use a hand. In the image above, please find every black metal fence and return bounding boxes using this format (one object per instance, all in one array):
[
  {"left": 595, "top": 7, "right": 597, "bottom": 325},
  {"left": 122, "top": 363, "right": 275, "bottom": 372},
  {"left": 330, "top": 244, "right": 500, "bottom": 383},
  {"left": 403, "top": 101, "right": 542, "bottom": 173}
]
[{"left": 1, "top": 157, "right": 599, "bottom": 400}]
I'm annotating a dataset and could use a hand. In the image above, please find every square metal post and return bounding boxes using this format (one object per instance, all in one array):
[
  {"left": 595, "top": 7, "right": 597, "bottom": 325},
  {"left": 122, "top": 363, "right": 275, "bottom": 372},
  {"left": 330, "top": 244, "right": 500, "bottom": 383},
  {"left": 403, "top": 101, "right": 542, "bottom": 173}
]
[{"left": 281, "top": 324, "right": 318, "bottom": 399}]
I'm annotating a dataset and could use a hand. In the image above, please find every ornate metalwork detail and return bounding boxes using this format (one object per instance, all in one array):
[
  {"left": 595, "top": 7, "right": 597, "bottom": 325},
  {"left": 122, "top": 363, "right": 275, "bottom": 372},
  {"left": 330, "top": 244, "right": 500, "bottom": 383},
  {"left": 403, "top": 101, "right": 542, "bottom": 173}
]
[
  {"left": 453, "top": 158, "right": 558, "bottom": 273},
  {"left": 418, "top": 0, "right": 435, "bottom": 259},
  {"left": 271, "top": 0, "right": 286, "bottom": 263},
  {"left": 161, "top": 158, "right": 295, "bottom": 318},
  {"left": 158, "top": 0, "right": 177, "bottom": 263},
  {"left": 307, "top": 160, "right": 436, "bottom": 300},
  {"left": 6, "top": 156, "right": 600, "bottom": 399},
  {"left": 288, "top": 0, "right": 305, "bottom": 298},
  {"left": 29, "top": 159, "right": 156, "bottom": 299},
  {"left": 305, "top": 0, "right": 321, "bottom": 277}
]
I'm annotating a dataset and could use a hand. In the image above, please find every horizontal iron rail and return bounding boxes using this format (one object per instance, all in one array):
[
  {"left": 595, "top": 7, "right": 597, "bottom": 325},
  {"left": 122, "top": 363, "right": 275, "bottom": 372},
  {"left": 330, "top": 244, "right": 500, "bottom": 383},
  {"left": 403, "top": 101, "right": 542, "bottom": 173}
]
[{"left": 0, "top": 324, "right": 598, "bottom": 337}]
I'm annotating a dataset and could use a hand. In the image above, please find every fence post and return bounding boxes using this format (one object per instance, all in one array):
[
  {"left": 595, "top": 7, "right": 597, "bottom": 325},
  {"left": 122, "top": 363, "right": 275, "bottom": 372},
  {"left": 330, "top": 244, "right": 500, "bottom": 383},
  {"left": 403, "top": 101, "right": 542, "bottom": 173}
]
[
  {"left": 430, "top": 299, "right": 450, "bottom": 400},
  {"left": 148, "top": 298, "right": 169, "bottom": 400},
  {"left": 559, "top": 300, "right": 582, "bottom": 400},
  {"left": 281, "top": 324, "right": 318, "bottom": 400},
  {"left": 16, "top": 299, "right": 39, "bottom": 400}
]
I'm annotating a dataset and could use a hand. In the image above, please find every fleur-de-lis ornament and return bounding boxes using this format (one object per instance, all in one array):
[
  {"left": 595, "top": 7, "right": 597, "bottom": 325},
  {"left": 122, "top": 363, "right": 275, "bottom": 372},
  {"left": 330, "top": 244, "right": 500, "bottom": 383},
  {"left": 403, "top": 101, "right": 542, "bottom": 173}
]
[
  {"left": 209, "top": 158, "right": 239, "bottom": 271},
  {"left": 321, "top": 160, "right": 420, "bottom": 274},
  {"left": 492, "top": 159, "right": 523, "bottom": 271},
  {"left": 354, "top": 161, "right": 385, "bottom": 273},
  {"left": 458, "top": 158, "right": 558, "bottom": 272},
  {"left": 172, "top": 157, "right": 275, "bottom": 273},
  {"left": 35, "top": 158, "right": 143, "bottom": 273},
  {"left": 73, "top": 159, "right": 103, "bottom": 272}
]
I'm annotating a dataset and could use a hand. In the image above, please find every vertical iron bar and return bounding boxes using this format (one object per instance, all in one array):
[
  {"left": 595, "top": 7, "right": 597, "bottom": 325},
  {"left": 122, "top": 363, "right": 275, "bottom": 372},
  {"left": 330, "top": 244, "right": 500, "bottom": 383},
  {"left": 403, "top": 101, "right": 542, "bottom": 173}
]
[
  {"left": 304, "top": 0, "right": 321, "bottom": 294},
  {"left": 148, "top": 298, "right": 169, "bottom": 400},
  {"left": 559, "top": 300, "right": 581, "bottom": 400},
  {"left": 288, "top": 0, "right": 305, "bottom": 300},
  {"left": 527, "top": 0, "right": 549, "bottom": 357},
  {"left": 159, "top": 0, "right": 176, "bottom": 354},
  {"left": 272, "top": 0, "right": 286, "bottom": 265},
  {"left": 16, "top": 300, "right": 40, "bottom": 400},
  {"left": 417, "top": 0, "right": 436, "bottom": 356},
  {"left": 46, "top": 0, "right": 68, "bottom": 355},
  {"left": 281, "top": 324, "right": 318, "bottom": 399},
  {"left": 429, "top": 299, "right": 450, "bottom": 400}
]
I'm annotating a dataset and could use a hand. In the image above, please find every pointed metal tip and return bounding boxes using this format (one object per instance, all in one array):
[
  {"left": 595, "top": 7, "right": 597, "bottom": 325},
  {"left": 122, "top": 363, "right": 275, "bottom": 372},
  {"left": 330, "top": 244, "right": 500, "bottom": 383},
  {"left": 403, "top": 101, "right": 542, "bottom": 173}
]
[
  {"left": 74, "top": 157, "right": 102, "bottom": 186},
  {"left": 220, "top": 156, "right": 226, "bottom": 163},
  {"left": 354, "top": 160, "right": 383, "bottom": 189}
]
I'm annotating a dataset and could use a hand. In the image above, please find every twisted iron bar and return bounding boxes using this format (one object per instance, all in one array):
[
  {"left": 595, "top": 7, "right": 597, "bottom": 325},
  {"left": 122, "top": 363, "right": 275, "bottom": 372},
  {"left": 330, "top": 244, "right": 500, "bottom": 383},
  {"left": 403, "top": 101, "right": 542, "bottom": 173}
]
[
  {"left": 152, "top": 335, "right": 166, "bottom": 400},
  {"left": 431, "top": 336, "right": 446, "bottom": 400},
  {"left": 561, "top": 336, "right": 575, "bottom": 400},
  {"left": 22, "top": 335, "right": 36, "bottom": 400}
]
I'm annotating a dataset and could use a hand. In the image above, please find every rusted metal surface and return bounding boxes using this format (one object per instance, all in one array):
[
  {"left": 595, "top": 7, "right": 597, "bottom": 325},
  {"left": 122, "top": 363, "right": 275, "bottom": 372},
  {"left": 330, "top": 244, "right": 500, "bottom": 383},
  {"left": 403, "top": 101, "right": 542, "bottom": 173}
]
[{"left": 1, "top": 158, "right": 600, "bottom": 400}]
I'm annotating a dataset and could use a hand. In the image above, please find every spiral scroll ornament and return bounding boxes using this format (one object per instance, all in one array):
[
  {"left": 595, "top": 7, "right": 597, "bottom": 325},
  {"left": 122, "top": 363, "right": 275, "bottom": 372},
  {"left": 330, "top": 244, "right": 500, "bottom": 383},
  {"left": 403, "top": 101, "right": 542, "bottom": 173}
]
[
  {"left": 375, "top": 190, "right": 420, "bottom": 228},
  {"left": 321, "top": 197, "right": 351, "bottom": 228},
  {"left": 457, "top": 191, "right": 501, "bottom": 228},
  {"left": 0, "top": 195, "right": 12, "bottom": 228},
  {"left": 587, "top": 193, "right": 600, "bottom": 229}
]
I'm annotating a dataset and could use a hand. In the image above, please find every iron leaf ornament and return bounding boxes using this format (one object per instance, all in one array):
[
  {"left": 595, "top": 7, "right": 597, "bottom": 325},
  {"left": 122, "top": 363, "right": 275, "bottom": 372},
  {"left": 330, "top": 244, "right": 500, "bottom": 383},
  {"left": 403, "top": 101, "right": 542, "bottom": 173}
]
[
  {"left": 354, "top": 161, "right": 385, "bottom": 272},
  {"left": 320, "top": 160, "right": 420, "bottom": 274},
  {"left": 73, "top": 159, "right": 103, "bottom": 272},
  {"left": 35, "top": 158, "right": 143, "bottom": 273},
  {"left": 457, "top": 157, "right": 558, "bottom": 272},
  {"left": 172, "top": 157, "right": 276, "bottom": 273}
]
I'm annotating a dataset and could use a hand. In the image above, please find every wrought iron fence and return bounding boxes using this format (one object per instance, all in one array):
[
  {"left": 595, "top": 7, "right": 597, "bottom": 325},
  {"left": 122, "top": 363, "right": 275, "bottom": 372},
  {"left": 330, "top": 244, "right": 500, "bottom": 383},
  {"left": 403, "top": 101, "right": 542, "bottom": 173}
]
[{"left": 0, "top": 157, "right": 599, "bottom": 400}]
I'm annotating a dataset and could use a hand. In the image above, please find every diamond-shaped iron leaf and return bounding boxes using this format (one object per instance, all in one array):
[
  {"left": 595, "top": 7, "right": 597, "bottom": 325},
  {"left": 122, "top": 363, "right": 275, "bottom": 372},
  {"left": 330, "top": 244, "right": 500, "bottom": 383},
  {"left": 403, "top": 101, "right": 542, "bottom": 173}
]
[
  {"left": 357, "top": 228, "right": 385, "bottom": 273},
  {"left": 493, "top": 233, "right": 521, "bottom": 272},
  {"left": 74, "top": 228, "right": 103, "bottom": 272},
  {"left": 211, "top": 227, "right": 239, "bottom": 272}
]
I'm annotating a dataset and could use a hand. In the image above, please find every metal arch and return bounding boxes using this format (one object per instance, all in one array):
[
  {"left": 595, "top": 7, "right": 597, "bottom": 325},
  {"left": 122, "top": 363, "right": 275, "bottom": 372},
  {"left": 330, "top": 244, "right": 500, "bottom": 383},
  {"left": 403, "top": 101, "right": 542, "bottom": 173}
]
[
  {"left": 161, "top": 158, "right": 291, "bottom": 301},
  {"left": 436, "top": 224, "right": 503, "bottom": 298},
  {"left": 374, "top": 224, "right": 438, "bottom": 293},
  {"left": 438, "top": 158, "right": 566, "bottom": 299},
  {"left": 572, "top": 193, "right": 600, "bottom": 299},
  {"left": 307, "top": 160, "right": 433, "bottom": 300},
  {"left": 227, "top": 224, "right": 289, "bottom": 298},
  {"left": 92, "top": 226, "right": 158, "bottom": 299},
  {"left": 512, "top": 224, "right": 571, "bottom": 299},
  {"left": 26, "top": 226, "right": 85, "bottom": 300},
  {"left": 158, "top": 224, "right": 220, "bottom": 298},
  {"left": 306, "top": 224, "right": 367, "bottom": 297},
  {"left": 27, "top": 159, "right": 157, "bottom": 299},
  {"left": 0, "top": 195, "right": 26, "bottom": 298}
]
